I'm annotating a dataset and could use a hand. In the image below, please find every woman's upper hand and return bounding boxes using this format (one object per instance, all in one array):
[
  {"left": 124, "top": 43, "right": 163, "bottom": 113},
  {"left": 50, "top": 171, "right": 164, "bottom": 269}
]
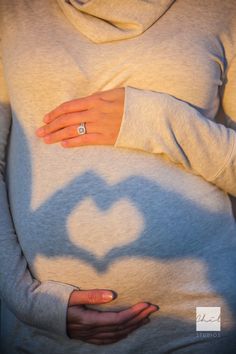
[
  {"left": 35, "top": 88, "right": 125, "bottom": 148},
  {"left": 67, "top": 289, "right": 159, "bottom": 345}
]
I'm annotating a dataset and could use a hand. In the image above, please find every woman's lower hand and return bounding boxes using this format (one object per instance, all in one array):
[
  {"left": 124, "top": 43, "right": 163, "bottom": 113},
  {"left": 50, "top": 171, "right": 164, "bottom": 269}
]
[
  {"left": 67, "top": 289, "right": 159, "bottom": 345},
  {"left": 35, "top": 88, "right": 125, "bottom": 148}
]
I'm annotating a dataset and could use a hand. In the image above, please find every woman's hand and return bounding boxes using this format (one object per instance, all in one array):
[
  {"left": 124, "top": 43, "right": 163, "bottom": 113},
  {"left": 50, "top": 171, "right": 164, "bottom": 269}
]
[
  {"left": 35, "top": 88, "right": 125, "bottom": 148},
  {"left": 67, "top": 289, "right": 159, "bottom": 345}
]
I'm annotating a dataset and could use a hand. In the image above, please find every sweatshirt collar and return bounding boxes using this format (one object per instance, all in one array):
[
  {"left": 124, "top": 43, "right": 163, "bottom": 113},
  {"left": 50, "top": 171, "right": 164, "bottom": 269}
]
[{"left": 57, "top": 0, "right": 176, "bottom": 43}]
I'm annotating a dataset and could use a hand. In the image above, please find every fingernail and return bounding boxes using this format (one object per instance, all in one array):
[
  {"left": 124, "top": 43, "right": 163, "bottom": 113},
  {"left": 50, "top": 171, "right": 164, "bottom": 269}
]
[
  {"left": 102, "top": 290, "right": 117, "bottom": 301},
  {"left": 151, "top": 305, "right": 160, "bottom": 312},
  {"left": 36, "top": 127, "right": 45, "bottom": 136},
  {"left": 146, "top": 303, "right": 159, "bottom": 311}
]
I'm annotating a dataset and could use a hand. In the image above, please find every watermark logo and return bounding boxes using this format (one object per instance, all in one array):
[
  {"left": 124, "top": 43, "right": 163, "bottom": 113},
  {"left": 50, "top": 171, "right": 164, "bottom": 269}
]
[{"left": 196, "top": 307, "right": 221, "bottom": 332}]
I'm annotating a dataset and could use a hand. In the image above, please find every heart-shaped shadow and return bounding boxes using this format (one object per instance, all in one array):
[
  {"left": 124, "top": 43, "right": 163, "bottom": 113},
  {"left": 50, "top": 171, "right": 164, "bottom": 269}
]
[{"left": 6, "top": 115, "right": 236, "bottom": 336}]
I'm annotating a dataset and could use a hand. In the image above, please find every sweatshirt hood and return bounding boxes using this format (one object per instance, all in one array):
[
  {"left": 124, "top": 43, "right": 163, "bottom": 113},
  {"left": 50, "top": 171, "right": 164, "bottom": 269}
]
[{"left": 57, "top": 0, "right": 176, "bottom": 43}]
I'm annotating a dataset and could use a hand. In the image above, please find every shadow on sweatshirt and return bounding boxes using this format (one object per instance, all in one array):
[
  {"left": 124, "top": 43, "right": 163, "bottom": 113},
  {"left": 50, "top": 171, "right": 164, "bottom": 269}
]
[{"left": 3, "top": 114, "right": 236, "bottom": 353}]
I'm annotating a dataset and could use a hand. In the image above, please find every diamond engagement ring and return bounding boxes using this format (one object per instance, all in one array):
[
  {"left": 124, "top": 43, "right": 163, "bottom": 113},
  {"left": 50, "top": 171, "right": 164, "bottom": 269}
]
[{"left": 77, "top": 122, "right": 87, "bottom": 135}]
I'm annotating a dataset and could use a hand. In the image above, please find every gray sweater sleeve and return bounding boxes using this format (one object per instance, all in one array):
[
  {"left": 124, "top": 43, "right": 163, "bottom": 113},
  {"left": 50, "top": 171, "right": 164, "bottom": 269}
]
[
  {"left": 0, "top": 54, "right": 78, "bottom": 338},
  {"left": 115, "top": 57, "right": 236, "bottom": 197}
]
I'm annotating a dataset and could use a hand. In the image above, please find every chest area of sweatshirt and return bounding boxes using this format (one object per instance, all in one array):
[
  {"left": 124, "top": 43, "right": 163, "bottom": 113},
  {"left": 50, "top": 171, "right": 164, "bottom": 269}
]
[{"left": 2, "top": 1, "right": 225, "bottom": 120}]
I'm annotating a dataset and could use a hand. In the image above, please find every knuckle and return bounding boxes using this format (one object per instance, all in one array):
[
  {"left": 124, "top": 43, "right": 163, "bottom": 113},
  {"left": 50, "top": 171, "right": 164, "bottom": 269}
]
[
  {"left": 97, "top": 96, "right": 104, "bottom": 105},
  {"left": 87, "top": 291, "right": 98, "bottom": 304},
  {"left": 94, "top": 97, "right": 104, "bottom": 109}
]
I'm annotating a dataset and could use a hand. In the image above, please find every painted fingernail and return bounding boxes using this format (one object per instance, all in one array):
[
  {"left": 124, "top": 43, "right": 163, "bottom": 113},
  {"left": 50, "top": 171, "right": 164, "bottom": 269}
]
[
  {"left": 102, "top": 290, "right": 117, "bottom": 301},
  {"left": 146, "top": 303, "right": 159, "bottom": 311},
  {"left": 149, "top": 305, "right": 159, "bottom": 312}
]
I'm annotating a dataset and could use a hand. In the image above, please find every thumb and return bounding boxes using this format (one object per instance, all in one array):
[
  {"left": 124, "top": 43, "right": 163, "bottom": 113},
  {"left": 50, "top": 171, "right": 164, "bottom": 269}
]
[{"left": 68, "top": 289, "right": 117, "bottom": 306}]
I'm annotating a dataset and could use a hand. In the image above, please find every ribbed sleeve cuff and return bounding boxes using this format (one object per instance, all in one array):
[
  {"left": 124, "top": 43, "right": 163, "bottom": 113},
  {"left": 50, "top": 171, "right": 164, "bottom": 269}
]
[{"left": 115, "top": 86, "right": 159, "bottom": 152}]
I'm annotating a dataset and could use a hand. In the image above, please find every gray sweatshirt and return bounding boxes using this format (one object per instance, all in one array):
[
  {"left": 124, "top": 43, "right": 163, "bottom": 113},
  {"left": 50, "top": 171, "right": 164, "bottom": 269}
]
[{"left": 0, "top": 0, "right": 236, "bottom": 353}]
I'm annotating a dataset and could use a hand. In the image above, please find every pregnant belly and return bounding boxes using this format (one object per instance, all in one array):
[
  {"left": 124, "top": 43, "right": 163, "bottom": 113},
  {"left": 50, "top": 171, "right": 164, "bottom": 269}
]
[{"left": 7, "top": 145, "right": 236, "bottom": 327}]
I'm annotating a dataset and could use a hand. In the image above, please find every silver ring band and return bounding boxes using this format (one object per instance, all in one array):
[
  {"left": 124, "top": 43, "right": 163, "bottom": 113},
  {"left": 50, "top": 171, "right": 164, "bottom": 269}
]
[{"left": 77, "top": 122, "right": 87, "bottom": 135}]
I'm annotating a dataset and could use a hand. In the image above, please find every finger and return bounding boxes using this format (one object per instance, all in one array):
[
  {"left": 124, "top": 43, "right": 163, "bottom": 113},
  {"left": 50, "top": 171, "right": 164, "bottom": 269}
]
[
  {"left": 44, "top": 97, "right": 93, "bottom": 123},
  {"left": 42, "top": 123, "right": 97, "bottom": 144},
  {"left": 84, "top": 324, "right": 143, "bottom": 340},
  {"left": 121, "top": 304, "right": 159, "bottom": 327},
  {"left": 72, "top": 318, "right": 150, "bottom": 339},
  {"left": 77, "top": 302, "right": 151, "bottom": 327},
  {"left": 43, "top": 125, "right": 78, "bottom": 144},
  {"left": 68, "top": 327, "right": 129, "bottom": 342},
  {"left": 100, "top": 306, "right": 155, "bottom": 331},
  {"left": 81, "top": 337, "right": 127, "bottom": 345},
  {"left": 61, "top": 133, "right": 105, "bottom": 148},
  {"left": 36, "top": 111, "right": 91, "bottom": 137},
  {"left": 68, "top": 289, "right": 116, "bottom": 306},
  {"left": 67, "top": 316, "right": 148, "bottom": 333},
  {"left": 43, "top": 87, "right": 124, "bottom": 124},
  {"left": 67, "top": 305, "right": 156, "bottom": 333},
  {"left": 107, "top": 303, "right": 157, "bottom": 327},
  {"left": 68, "top": 325, "right": 129, "bottom": 343}
]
